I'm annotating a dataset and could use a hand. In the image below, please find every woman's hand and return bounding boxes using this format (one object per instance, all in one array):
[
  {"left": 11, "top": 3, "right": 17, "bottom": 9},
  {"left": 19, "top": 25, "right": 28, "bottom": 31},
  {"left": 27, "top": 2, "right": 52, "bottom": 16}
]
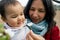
[{"left": 26, "top": 30, "right": 45, "bottom": 40}]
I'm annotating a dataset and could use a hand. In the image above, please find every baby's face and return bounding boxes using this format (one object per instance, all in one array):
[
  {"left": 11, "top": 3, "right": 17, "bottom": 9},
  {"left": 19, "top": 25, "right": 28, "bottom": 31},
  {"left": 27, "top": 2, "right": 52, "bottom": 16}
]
[{"left": 4, "top": 3, "right": 25, "bottom": 27}]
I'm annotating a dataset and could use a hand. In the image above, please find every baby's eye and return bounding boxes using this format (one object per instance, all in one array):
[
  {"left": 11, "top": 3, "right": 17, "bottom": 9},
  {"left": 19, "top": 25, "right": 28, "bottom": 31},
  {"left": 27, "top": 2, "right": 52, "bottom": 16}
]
[{"left": 11, "top": 15, "right": 17, "bottom": 18}]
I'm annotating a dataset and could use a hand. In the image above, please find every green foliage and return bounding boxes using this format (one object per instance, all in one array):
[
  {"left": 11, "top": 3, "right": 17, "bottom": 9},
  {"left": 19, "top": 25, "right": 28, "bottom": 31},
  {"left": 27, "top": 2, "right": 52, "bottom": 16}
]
[
  {"left": 0, "top": 23, "right": 4, "bottom": 28},
  {"left": 0, "top": 23, "right": 10, "bottom": 40}
]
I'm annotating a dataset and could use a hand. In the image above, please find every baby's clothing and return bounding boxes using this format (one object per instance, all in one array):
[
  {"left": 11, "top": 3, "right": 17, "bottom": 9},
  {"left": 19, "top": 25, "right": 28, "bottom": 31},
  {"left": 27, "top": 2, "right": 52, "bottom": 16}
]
[{"left": 3, "top": 20, "right": 30, "bottom": 40}]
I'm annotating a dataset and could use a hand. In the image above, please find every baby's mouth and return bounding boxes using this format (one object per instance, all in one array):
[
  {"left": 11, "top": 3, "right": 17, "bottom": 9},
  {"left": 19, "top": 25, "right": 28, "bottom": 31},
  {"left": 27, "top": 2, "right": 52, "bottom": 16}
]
[
  {"left": 17, "top": 22, "right": 22, "bottom": 24},
  {"left": 17, "top": 21, "right": 24, "bottom": 25}
]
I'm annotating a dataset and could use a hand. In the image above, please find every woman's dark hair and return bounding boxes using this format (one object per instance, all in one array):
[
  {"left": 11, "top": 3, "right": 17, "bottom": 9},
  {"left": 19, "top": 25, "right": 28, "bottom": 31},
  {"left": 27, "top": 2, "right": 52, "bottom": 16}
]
[
  {"left": 24, "top": 0, "right": 56, "bottom": 32},
  {"left": 0, "top": 0, "right": 19, "bottom": 18}
]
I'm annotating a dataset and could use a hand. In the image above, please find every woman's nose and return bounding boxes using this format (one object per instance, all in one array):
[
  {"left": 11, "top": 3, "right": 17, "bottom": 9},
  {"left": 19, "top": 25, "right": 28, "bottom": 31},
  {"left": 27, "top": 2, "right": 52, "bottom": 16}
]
[
  {"left": 32, "top": 11, "right": 38, "bottom": 17},
  {"left": 33, "top": 14, "right": 37, "bottom": 17}
]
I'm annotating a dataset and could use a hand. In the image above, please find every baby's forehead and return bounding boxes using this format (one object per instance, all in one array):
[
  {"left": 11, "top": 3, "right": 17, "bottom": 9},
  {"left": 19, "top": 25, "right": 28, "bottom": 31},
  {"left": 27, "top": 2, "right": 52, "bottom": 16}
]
[
  {"left": 5, "top": 2, "right": 23, "bottom": 9},
  {"left": 5, "top": 3, "right": 24, "bottom": 15}
]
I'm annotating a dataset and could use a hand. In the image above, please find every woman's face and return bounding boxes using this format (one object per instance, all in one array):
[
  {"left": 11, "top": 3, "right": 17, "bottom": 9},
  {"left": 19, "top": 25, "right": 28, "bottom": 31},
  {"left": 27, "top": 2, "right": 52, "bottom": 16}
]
[{"left": 29, "top": 0, "right": 46, "bottom": 23}]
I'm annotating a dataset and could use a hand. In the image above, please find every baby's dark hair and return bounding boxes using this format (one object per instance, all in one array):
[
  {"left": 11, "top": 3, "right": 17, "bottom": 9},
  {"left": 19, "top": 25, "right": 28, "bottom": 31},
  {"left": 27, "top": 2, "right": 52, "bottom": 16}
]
[{"left": 0, "top": 0, "right": 19, "bottom": 18}]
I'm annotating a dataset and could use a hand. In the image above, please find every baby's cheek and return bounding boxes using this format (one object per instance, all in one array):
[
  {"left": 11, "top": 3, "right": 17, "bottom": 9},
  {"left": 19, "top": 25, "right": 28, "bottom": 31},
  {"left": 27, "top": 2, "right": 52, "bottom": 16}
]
[
  {"left": 22, "top": 17, "right": 25, "bottom": 21},
  {"left": 9, "top": 21, "right": 17, "bottom": 27}
]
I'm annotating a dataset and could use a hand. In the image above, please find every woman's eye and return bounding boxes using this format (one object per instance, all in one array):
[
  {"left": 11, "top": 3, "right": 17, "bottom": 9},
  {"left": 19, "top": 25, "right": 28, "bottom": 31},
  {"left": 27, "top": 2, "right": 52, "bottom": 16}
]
[
  {"left": 38, "top": 9, "right": 45, "bottom": 12},
  {"left": 38, "top": 10, "right": 45, "bottom": 12},
  {"left": 30, "top": 8, "right": 35, "bottom": 11}
]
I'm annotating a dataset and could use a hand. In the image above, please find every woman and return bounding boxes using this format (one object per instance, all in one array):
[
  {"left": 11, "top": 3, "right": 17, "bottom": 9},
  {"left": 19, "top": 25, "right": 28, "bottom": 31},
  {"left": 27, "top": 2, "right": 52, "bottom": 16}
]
[{"left": 24, "top": 0, "right": 59, "bottom": 40}]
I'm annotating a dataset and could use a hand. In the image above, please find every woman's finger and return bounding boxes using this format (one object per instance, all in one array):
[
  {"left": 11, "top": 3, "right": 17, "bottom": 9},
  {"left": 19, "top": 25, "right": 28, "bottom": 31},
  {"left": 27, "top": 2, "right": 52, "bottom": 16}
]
[
  {"left": 29, "top": 30, "right": 45, "bottom": 40},
  {"left": 26, "top": 33, "right": 33, "bottom": 40}
]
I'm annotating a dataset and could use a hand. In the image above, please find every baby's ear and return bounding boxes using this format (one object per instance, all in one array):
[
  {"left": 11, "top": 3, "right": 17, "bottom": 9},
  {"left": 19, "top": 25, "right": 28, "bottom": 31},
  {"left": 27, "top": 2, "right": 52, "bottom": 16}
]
[{"left": 1, "top": 16, "right": 6, "bottom": 22}]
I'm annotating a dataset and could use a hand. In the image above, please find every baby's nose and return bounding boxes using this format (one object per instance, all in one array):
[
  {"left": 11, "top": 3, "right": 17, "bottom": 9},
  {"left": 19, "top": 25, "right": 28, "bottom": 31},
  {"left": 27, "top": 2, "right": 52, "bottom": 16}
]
[{"left": 18, "top": 16, "right": 22, "bottom": 21}]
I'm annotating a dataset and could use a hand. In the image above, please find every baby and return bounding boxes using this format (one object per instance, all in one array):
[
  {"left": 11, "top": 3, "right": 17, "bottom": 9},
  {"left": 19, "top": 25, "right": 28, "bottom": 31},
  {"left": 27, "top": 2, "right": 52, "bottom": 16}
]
[{"left": 0, "top": 0, "right": 30, "bottom": 40}]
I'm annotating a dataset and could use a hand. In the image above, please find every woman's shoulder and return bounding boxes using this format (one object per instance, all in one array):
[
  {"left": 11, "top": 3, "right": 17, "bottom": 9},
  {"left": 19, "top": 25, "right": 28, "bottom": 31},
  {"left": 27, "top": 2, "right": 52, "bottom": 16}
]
[
  {"left": 50, "top": 26, "right": 59, "bottom": 40},
  {"left": 51, "top": 26, "right": 59, "bottom": 32},
  {"left": 49, "top": 26, "right": 59, "bottom": 35},
  {"left": 44, "top": 26, "right": 59, "bottom": 40}
]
